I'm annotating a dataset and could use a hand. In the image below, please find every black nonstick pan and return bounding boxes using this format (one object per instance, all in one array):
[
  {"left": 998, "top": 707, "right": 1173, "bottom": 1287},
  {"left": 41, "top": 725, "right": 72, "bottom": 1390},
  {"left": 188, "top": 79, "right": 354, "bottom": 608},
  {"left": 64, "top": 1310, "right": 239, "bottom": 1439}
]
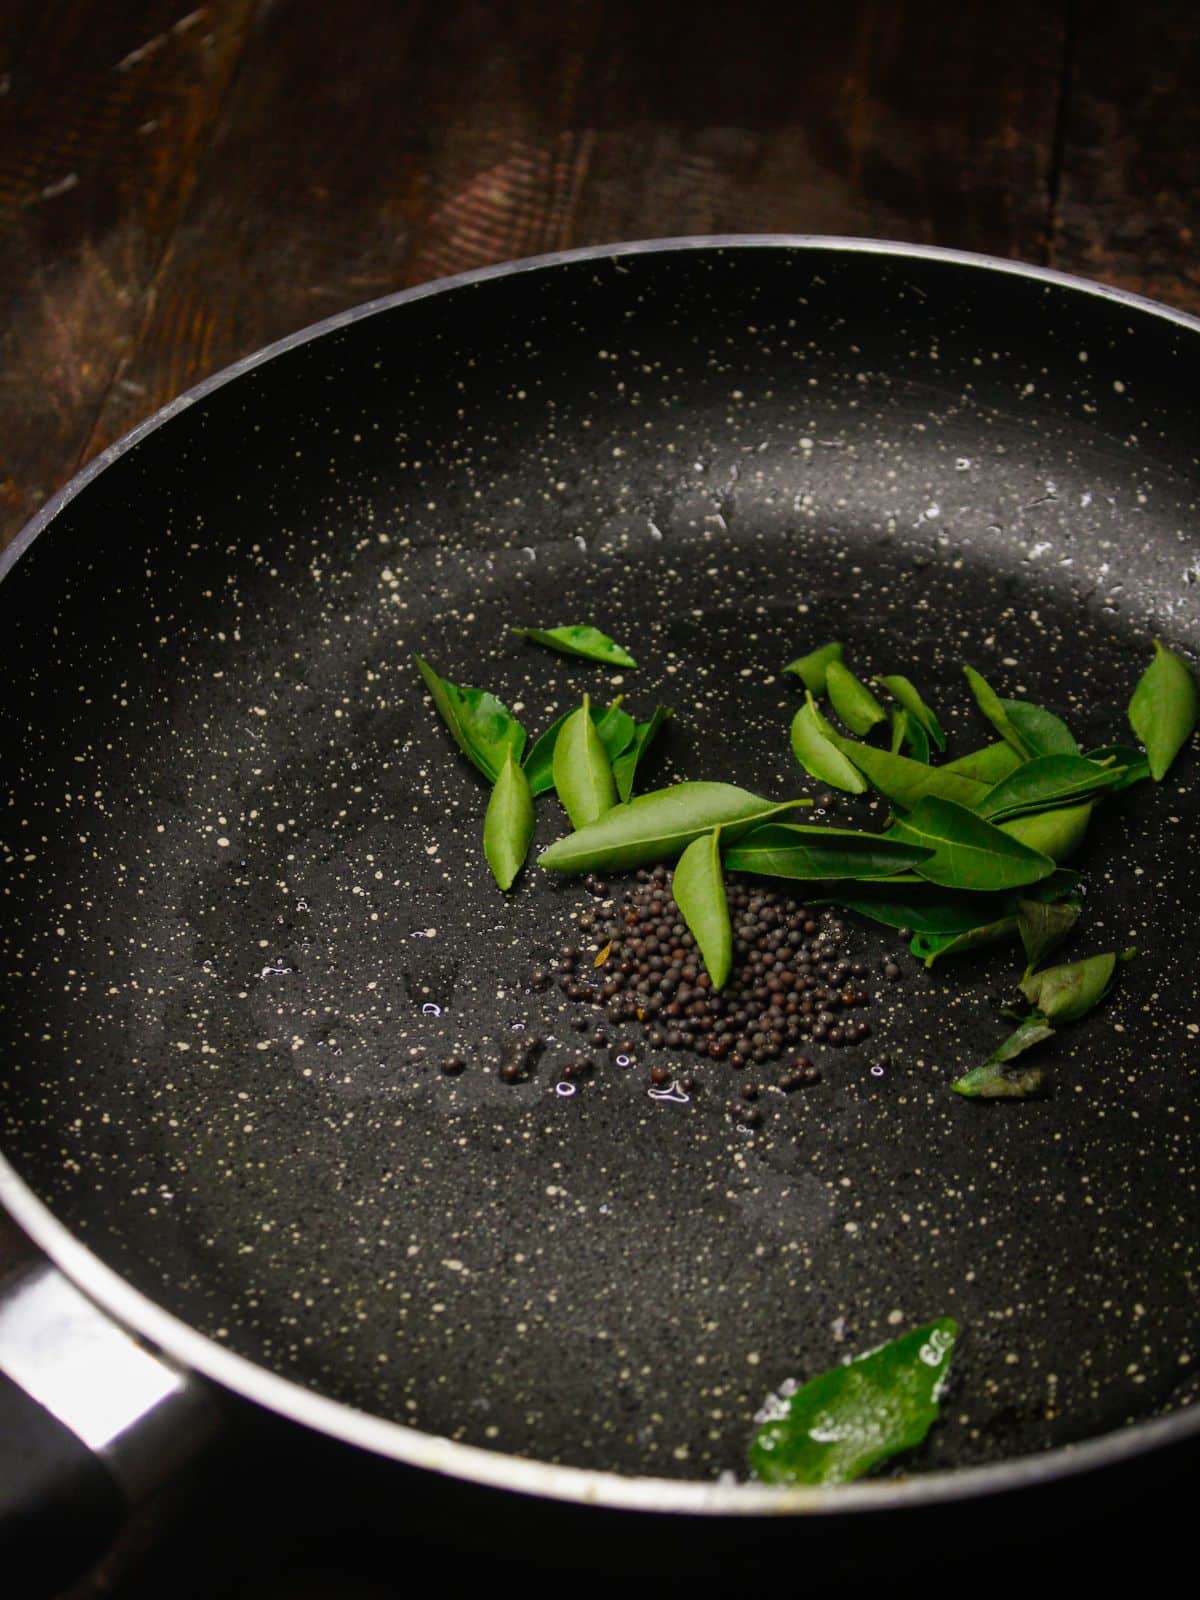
[{"left": 1, "top": 238, "right": 1198, "bottom": 1587}]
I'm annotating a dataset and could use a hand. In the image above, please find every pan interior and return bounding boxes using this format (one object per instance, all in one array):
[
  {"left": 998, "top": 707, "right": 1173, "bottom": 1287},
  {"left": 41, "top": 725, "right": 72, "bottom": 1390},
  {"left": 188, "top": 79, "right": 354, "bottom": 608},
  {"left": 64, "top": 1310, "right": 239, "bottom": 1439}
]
[{"left": 2, "top": 245, "right": 1198, "bottom": 1480}]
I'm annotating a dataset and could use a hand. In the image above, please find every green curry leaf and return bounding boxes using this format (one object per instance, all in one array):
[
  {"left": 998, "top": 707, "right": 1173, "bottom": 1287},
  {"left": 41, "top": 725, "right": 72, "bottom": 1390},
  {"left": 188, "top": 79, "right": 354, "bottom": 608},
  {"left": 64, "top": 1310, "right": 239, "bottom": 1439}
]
[
  {"left": 612, "top": 705, "right": 673, "bottom": 803},
  {"left": 825, "top": 660, "right": 887, "bottom": 736},
  {"left": 790, "top": 695, "right": 868, "bottom": 793},
  {"left": 783, "top": 641, "right": 844, "bottom": 696},
  {"left": 877, "top": 673, "right": 946, "bottom": 751},
  {"left": 749, "top": 1319, "right": 958, "bottom": 1486},
  {"left": 483, "top": 747, "right": 534, "bottom": 891},
  {"left": 552, "top": 694, "right": 618, "bottom": 829},
  {"left": 725, "top": 823, "right": 932, "bottom": 881},
  {"left": 888, "top": 796, "right": 1056, "bottom": 892},
  {"left": 414, "top": 654, "right": 526, "bottom": 782},
  {"left": 539, "top": 783, "right": 810, "bottom": 874},
  {"left": 513, "top": 624, "right": 637, "bottom": 669},
  {"left": 672, "top": 828, "right": 732, "bottom": 989},
  {"left": 1128, "top": 639, "right": 1198, "bottom": 780}
]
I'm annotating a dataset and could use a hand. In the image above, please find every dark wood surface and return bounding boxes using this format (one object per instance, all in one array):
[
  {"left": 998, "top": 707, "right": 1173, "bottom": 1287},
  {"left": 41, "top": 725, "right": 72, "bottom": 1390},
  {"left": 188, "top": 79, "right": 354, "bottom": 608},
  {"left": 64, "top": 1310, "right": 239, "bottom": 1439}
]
[
  {"left": 3, "top": 1, "right": 1199, "bottom": 1591},
  {"left": 5, "top": 0, "right": 1200, "bottom": 560}
]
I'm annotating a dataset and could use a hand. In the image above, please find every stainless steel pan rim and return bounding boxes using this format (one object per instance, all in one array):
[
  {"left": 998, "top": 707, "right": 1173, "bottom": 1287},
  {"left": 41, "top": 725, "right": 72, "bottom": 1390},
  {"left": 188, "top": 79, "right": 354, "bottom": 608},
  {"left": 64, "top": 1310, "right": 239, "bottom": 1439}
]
[{"left": 3, "top": 232, "right": 1199, "bottom": 1514}]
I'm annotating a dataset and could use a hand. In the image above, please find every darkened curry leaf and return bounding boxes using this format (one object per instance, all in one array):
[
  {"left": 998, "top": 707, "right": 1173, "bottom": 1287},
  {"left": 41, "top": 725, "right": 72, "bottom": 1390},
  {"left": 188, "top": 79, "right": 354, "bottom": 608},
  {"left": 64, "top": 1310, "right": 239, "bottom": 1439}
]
[
  {"left": 552, "top": 694, "right": 618, "bottom": 829},
  {"left": 905, "top": 872, "right": 1079, "bottom": 964},
  {"left": 672, "top": 828, "right": 732, "bottom": 989},
  {"left": 513, "top": 624, "right": 637, "bottom": 669},
  {"left": 951, "top": 1018, "right": 1055, "bottom": 1098},
  {"left": 612, "top": 705, "right": 673, "bottom": 803},
  {"left": 790, "top": 695, "right": 867, "bottom": 793},
  {"left": 749, "top": 1319, "right": 958, "bottom": 1486},
  {"left": 539, "top": 783, "right": 810, "bottom": 874},
  {"left": 725, "top": 823, "right": 933, "bottom": 881},
  {"left": 825, "top": 660, "right": 887, "bottom": 736},
  {"left": 877, "top": 673, "right": 946, "bottom": 751},
  {"left": 1128, "top": 639, "right": 1198, "bottom": 780},
  {"left": 888, "top": 797, "right": 1055, "bottom": 892},
  {"left": 809, "top": 884, "right": 1015, "bottom": 937},
  {"left": 1019, "top": 948, "right": 1134, "bottom": 1024},
  {"left": 911, "top": 915, "right": 1021, "bottom": 965},
  {"left": 808, "top": 871, "right": 1073, "bottom": 945},
  {"left": 1016, "top": 896, "right": 1081, "bottom": 969},
  {"left": 483, "top": 747, "right": 534, "bottom": 891},
  {"left": 783, "top": 641, "right": 844, "bottom": 696},
  {"left": 414, "top": 653, "right": 526, "bottom": 782}
]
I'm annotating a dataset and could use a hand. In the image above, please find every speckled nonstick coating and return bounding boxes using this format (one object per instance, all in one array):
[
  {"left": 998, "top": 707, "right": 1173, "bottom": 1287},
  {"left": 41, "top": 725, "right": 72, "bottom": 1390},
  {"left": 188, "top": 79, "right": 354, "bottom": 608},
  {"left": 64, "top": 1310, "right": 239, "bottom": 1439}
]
[{"left": 1, "top": 241, "right": 1198, "bottom": 1492}]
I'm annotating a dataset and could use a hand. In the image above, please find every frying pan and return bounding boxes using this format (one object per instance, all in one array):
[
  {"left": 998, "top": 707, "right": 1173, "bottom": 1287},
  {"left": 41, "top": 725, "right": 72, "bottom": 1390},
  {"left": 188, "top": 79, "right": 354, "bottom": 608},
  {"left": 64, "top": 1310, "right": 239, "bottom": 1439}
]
[{"left": 2, "top": 237, "right": 1199, "bottom": 1588}]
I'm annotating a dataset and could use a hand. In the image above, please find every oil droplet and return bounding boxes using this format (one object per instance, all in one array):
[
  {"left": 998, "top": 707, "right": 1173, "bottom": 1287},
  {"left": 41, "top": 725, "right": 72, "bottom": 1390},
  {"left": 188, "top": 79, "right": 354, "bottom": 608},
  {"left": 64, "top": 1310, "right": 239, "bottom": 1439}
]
[{"left": 648, "top": 1082, "right": 690, "bottom": 1104}]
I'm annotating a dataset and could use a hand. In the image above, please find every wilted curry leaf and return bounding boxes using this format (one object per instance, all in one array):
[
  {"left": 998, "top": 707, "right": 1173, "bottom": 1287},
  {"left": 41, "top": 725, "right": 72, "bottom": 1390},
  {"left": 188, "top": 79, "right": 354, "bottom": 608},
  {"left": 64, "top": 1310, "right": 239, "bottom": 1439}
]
[
  {"left": 1018, "top": 948, "right": 1134, "bottom": 1024},
  {"left": 749, "top": 1319, "right": 958, "bottom": 1486},
  {"left": 951, "top": 1018, "right": 1055, "bottom": 1098},
  {"left": 1016, "top": 896, "right": 1081, "bottom": 969}
]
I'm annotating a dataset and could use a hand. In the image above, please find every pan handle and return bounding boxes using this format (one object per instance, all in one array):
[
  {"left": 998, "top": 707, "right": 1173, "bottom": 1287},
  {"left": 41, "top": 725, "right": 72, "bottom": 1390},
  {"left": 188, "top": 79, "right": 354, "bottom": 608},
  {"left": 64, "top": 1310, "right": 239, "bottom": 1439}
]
[{"left": 0, "top": 1260, "right": 220, "bottom": 1596}]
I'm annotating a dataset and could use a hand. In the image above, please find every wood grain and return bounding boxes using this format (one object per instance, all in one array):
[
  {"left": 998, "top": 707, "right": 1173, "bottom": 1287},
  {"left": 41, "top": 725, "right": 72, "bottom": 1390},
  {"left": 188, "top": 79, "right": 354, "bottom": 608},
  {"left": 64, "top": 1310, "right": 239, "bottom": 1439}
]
[
  {"left": 572, "top": 1, "right": 1064, "bottom": 258},
  {"left": 1051, "top": 3, "right": 1200, "bottom": 314},
  {"left": 0, "top": 0, "right": 260, "bottom": 545},
  {"left": 83, "top": 0, "right": 1067, "bottom": 456}
]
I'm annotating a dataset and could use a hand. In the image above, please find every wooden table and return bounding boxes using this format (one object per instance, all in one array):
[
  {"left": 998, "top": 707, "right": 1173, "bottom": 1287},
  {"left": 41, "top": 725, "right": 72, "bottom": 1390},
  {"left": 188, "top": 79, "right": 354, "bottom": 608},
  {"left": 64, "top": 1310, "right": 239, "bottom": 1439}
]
[
  {"left": 3, "top": 0, "right": 1200, "bottom": 557},
  {"left": 2, "top": 0, "right": 1198, "bottom": 1589}
]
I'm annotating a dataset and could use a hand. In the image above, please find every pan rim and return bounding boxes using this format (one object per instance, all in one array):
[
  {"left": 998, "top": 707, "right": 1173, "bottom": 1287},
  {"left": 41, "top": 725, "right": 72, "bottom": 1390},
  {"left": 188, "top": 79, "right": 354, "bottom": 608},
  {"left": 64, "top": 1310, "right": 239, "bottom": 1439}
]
[{"left": 2, "top": 232, "right": 1199, "bottom": 1513}]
